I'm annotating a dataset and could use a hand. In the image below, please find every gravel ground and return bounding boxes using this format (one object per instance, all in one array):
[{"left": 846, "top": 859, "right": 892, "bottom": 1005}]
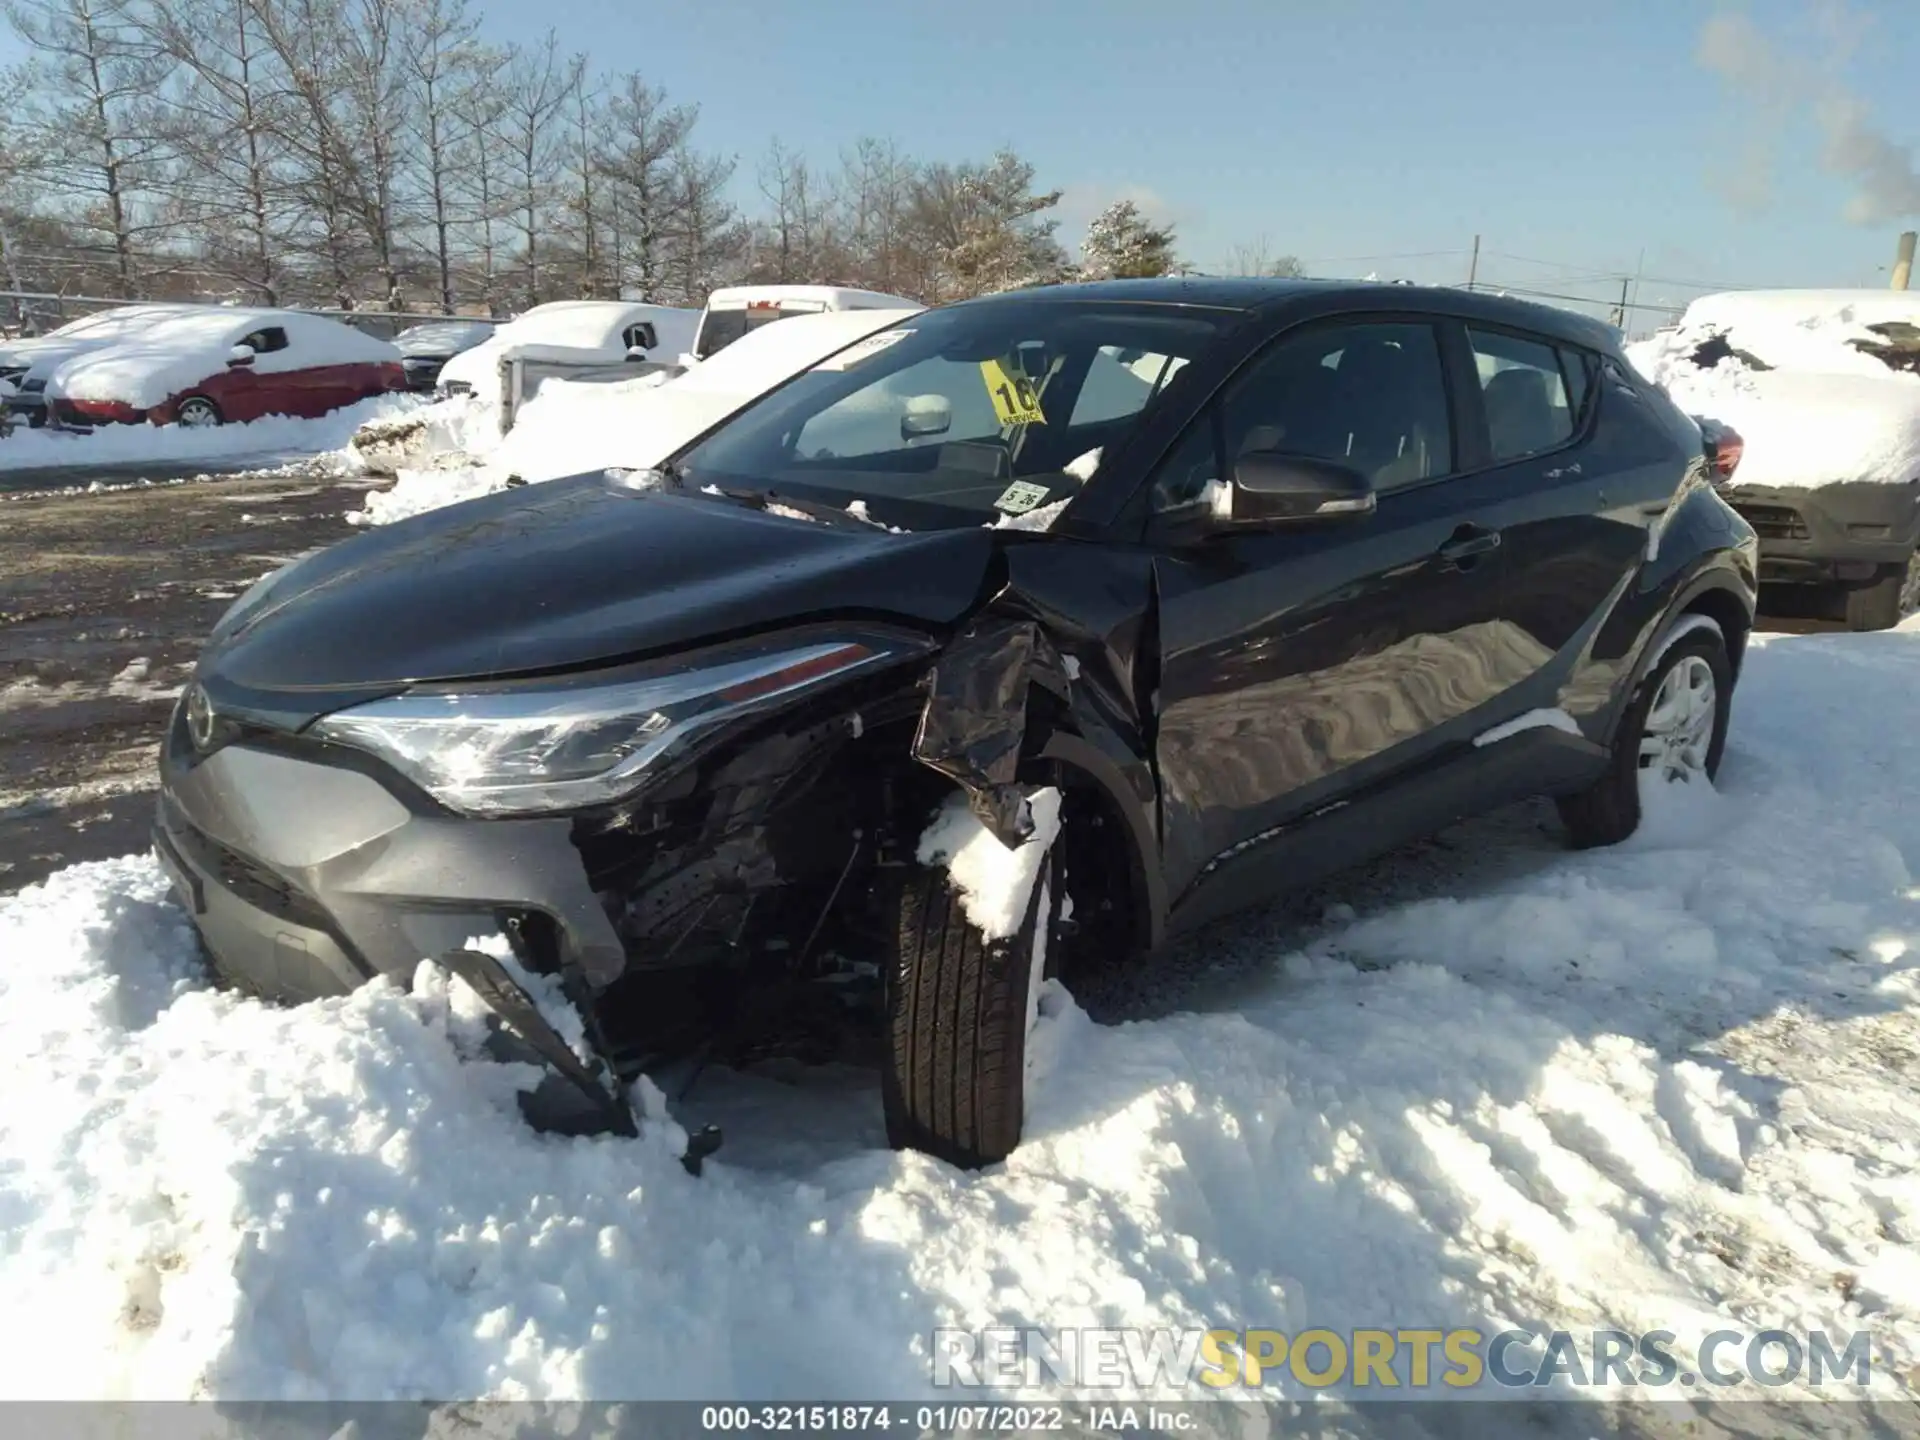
[{"left": 0, "top": 468, "right": 386, "bottom": 892}]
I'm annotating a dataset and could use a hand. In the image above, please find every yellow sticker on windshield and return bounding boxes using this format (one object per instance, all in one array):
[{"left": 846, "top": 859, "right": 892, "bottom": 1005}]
[{"left": 980, "top": 359, "right": 1046, "bottom": 426}]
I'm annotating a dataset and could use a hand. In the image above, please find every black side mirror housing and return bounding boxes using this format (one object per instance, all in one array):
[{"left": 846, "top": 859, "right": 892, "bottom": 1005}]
[{"left": 1221, "top": 450, "right": 1375, "bottom": 527}]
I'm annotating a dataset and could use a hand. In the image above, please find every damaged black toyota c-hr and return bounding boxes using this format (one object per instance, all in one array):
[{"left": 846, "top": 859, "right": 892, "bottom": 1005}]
[{"left": 154, "top": 278, "right": 1758, "bottom": 1170}]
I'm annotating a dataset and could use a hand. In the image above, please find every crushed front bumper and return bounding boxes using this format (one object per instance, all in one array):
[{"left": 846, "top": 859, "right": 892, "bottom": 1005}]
[
  {"left": 1722, "top": 479, "right": 1920, "bottom": 585},
  {"left": 155, "top": 733, "right": 628, "bottom": 1005}
]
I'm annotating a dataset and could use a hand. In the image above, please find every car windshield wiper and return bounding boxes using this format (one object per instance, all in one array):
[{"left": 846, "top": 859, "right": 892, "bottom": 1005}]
[{"left": 709, "top": 485, "right": 879, "bottom": 532}]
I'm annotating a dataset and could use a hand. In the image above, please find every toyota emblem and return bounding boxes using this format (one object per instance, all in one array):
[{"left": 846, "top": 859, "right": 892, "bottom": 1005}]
[{"left": 185, "top": 684, "right": 216, "bottom": 751}]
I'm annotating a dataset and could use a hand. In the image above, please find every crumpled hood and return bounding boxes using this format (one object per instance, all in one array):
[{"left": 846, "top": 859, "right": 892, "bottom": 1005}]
[{"left": 202, "top": 472, "right": 999, "bottom": 702}]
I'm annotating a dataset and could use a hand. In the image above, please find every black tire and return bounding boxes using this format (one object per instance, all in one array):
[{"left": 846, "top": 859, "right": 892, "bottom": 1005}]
[
  {"left": 883, "top": 855, "right": 1054, "bottom": 1168},
  {"left": 1557, "top": 626, "right": 1733, "bottom": 849},
  {"left": 1844, "top": 560, "right": 1910, "bottom": 632},
  {"left": 174, "top": 394, "right": 223, "bottom": 427}
]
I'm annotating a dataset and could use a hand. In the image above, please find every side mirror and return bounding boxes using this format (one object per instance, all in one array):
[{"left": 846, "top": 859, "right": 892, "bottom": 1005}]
[
  {"left": 227, "top": 344, "right": 256, "bottom": 367},
  {"left": 1220, "top": 451, "right": 1375, "bottom": 527},
  {"left": 900, "top": 395, "right": 952, "bottom": 442},
  {"left": 625, "top": 346, "right": 650, "bottom": 362}
]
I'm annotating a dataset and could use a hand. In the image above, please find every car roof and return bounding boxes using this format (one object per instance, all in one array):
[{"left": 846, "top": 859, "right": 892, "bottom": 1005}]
[{"left": 965, "top": 277, "right": 1622, "bottom": 353}]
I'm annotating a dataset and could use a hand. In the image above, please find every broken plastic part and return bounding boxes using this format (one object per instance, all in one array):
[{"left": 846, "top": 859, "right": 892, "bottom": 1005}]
[
  {"left": 681, "top": 1125, "right": 724, "bottom": 1177},
  {"left": 910, "top": 617, "right": 1069, "bottom": 849},
  {"left": 439, "top": 947, "right": 638, "bottom": 1139}
]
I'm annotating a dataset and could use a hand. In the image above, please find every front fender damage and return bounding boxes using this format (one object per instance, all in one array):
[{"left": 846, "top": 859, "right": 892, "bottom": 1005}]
[{"left": 910, "top": 616, "right": 1071, "bottom": 848}]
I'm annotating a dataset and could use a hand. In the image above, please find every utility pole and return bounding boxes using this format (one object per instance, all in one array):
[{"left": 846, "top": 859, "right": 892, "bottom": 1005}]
[
  {"left": 1466, "top": 234, "right": 1480, "bottom": 291},
  {"left": 1612, "top": 274, "right": 1631, "bottom": 329}
]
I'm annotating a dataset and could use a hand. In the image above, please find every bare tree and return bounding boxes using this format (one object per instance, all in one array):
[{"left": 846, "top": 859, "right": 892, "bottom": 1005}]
[
  {"left": 447, "top": 41, "right": 509, "bottom": 313},
  {"left": 664, "top": 140, "right": 742, "bottom": 306},
  {"left": 753, "top": 139, "right": 831, "bottom": 285},
  {"left": 596, "top": 72, "right": 695, "bottom": 301},
  {"left": 245, "top": 0, "right": 361, "bottom": 305},
  {"left": 331, "top": 0, "right": 413, "bottom": 308},
  {"left": 401, "top": 0, "right": 477, "bottom": 311},
  {"left": 558, "top": 57, "right": 605, "bottom": 296},
  {"left": 839, "top": 136, "right": 911, "bottom": 294},
  {"left": 904, "top": 150, "right": 1065, "bottom": 301},
  {"left": 145, "top": 0, "right": 291, "bottom": 302},
  {"left": 6, "top": 0, "right": 174, "bottom": 297},
  {"left": 1224, "top": 236, "right": 1305, "bottom": 278},
  {"left": 498, "top": 30, "right": 575, "bottom": 308}
]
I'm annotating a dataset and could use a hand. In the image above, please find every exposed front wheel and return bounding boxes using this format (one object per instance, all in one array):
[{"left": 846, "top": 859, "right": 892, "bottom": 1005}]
[
  {"left": 883, "top": 853, "right": 1056, "bottom": 1169},
  {"left": 1557, "top": 624, "right": 1732, "bottom": 848},
  {"left": 174, "top": 395, "right": 223, "bottom": 427}
]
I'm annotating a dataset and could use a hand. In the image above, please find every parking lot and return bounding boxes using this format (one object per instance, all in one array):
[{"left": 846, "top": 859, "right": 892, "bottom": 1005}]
[{"left": 0, "top": 468, "right": 382, "bottom": 891}]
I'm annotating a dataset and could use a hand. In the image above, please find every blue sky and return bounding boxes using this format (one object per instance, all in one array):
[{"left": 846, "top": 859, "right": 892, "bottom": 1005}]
[{"left": 9, "top": 0, "right": 1920, "bottom": 323}]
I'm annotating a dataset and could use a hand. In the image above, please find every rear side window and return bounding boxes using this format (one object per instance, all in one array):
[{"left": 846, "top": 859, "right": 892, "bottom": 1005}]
[{"left": 1467, "top": 328, "right": 1578, "bottom": 461}]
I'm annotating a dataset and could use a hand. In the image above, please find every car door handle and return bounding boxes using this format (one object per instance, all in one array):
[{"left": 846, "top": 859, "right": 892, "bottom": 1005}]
[{"left": 1437, "top": 525, "right": 1502, "bottom": 564}]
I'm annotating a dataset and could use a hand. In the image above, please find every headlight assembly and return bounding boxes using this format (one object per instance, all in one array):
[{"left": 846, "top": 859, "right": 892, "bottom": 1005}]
[{"left": 307, "top": 633, "right": 927, "bottom": 816}]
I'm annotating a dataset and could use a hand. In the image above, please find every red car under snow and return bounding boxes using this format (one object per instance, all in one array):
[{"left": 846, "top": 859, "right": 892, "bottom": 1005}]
[{"left": 46, "top": 308, "right": 407, "bottom": 428}]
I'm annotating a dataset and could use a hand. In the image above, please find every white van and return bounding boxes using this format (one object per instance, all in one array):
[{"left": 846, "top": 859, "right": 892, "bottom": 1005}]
[{"left": 689, "top": 284, "right": 919, "bottom": 362}]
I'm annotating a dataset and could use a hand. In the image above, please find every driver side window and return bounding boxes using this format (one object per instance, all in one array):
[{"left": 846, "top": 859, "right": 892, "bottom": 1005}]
[{"left": 1148, "top": 320, "right": 1454, "bottom": 515}]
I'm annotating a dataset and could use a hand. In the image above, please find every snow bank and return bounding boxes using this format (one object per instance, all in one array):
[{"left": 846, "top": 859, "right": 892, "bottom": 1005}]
[
  {"left": 353, "top": 308, "right": 922, "bottom": 524},
  {"left": 1627, "top": 316, "right": 1920, "bottom": 489},
  {"left": 5, "top": 625, "right": 1920, "bottom": 1404},
  {"left": 0, "top": 393, "right": 422, "bottom": 475}
]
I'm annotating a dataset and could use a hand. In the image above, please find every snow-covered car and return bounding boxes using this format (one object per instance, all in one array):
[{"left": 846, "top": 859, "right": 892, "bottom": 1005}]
[
  {"left": 158, "top": 279, "right": 1757, "bottom": 1171},
  {"left": 689, "top": 284, "right": 922, "bottom": 363},
  {"left": 45, "top": 309, "right": 407, "bottom": 429},
  {"left": 489, "top": 307, "right": 927, "bottom": 482},
  {"left": 393, "top": 318, "right": 498, "bottom": 392},
  {"left": 436, "top": 301, "right": 700, "bottom": 399},
  {"left": 1627, "top": 289, "right": 1920, "bottom": 630},
  {"left": 0, "top": 303, "right": 198, "bottom": 427}
]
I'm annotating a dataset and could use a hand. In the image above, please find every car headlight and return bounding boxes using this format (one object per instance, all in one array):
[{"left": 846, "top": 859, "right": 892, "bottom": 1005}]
[{"left": 307, "top": 633, "right": 928, "bottom": 816}]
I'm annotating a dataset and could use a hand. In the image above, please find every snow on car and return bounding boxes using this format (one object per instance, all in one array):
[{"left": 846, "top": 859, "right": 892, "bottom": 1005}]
[
  {"left": 689, "top": 283, "right": 921, "bottom": 362},
  {"left": 0, "top": 304, "right": 201, "bottom": 427},
  {"left": 356, "top": 307, "right": 924, "bottom": 524},
  {"left": 435, "top": 300, "right": 700, "bottom": 398},
  {"left": 393, "top": 317, "right": 498, "bottom": 391},
  {"left": 1626, "top": 289, "right": 1920, "bottom": 631},
  {"left": 44, "top": 308, "right": 408, "bottom": 429}
]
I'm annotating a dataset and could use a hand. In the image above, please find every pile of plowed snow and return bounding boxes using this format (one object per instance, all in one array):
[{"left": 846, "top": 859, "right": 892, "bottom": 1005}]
[
  {"left": 2, "top": 624, "right": 1918, "bottom": 1408},
  {"left": 0, "top": 394, "right": 423, "bottom": 477}
]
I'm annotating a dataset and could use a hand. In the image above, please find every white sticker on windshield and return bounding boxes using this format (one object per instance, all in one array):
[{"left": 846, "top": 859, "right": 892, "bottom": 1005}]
[
  {"left": 994, "top": 480, "right": 1053, "bottom": 515},
  {"left": 812, "top": 329, "right": 914, "bottom": 371}
]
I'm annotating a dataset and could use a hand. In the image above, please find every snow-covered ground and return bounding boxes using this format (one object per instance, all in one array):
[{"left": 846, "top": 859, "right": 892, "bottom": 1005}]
[
  {"left": 3, "top": 621, "right": 1919, "bottom": 1407},
  {"left": 0, "top": 393, "right": 423, "bottom": 476}
]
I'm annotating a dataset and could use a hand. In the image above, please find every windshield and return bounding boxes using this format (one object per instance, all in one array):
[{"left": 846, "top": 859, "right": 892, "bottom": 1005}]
[{"left": 676, "top": 300, "right": 1228, "bottom": 529}]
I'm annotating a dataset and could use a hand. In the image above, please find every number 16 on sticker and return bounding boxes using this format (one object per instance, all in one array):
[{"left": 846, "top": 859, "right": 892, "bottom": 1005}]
[{"left": 980, "top": 359, "right": 1045, "bottom": 426}]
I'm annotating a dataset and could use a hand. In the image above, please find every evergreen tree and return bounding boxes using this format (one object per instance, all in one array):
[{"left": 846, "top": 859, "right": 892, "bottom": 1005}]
[{"left": 1080, "top": 199, "right": 1178, "bottom": 280}]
